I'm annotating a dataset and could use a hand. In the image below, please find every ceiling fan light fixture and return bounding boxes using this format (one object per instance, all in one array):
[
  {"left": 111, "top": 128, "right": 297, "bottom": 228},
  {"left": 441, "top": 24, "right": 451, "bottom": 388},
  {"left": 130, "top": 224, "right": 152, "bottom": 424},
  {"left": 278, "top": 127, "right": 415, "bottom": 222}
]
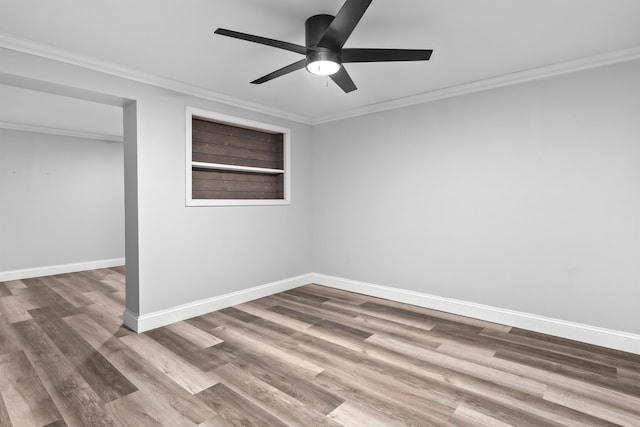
[
  {"left": 306, "top": 60, "right": 340, "bottom": 76},
  {"left": 306, "top": 50, "right": 341, "bottom": 76}
]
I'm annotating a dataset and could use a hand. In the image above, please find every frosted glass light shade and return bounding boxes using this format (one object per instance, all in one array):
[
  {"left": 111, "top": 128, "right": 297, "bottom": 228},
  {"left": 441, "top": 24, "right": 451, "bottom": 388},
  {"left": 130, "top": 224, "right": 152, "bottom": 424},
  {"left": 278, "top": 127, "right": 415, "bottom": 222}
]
[
  {"left": 306, "top": 49, "right": 341, "bottom": 76},
  {"left": 306, "top": 60, "right": 340, "bottom": 76}
]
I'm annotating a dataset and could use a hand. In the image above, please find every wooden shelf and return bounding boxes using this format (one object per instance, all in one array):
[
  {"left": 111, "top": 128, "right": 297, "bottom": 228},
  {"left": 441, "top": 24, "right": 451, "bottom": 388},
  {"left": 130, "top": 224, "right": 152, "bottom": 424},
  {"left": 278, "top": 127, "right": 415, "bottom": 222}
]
[{"left": 191, "top": 161, "right": 284, "bottom": 175}]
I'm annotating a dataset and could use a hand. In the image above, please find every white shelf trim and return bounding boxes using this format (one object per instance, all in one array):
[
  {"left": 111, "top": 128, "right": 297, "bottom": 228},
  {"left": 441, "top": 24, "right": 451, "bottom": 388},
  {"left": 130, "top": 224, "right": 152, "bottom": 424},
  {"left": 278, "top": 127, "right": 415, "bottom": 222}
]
[{"left": 192, "top": 161, "right": 284, "bottom": 175}]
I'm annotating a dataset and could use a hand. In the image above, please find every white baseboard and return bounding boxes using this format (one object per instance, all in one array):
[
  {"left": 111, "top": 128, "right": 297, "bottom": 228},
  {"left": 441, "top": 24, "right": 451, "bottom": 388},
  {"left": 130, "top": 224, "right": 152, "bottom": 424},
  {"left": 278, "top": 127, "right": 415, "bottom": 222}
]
[
  {"left": 120, "top": 270, "right": 640, "bottom": 355},
  {"left": 0, "top": 258, "right": 125, "bottom": 281},
  {"left": 123, "top": 273, "right": 314, "bottom": 332},
  {"left": 309, "top": 273, "right": 640, "bottom": 355}
]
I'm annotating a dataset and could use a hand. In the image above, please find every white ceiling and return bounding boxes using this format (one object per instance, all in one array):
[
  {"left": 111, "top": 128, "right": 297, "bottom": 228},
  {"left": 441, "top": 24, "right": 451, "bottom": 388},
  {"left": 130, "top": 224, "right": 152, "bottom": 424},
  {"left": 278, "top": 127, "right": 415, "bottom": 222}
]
[{"left": 1, "top": 0, "right": 640, "bottom": 124}]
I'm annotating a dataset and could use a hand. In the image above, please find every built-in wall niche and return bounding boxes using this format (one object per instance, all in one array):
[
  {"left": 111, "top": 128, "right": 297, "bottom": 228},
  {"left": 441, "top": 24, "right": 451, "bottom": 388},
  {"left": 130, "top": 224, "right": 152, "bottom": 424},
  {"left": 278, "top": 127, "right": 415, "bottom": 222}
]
[{"left": 185, "top": 107, "right": 290, "bottom": 206}]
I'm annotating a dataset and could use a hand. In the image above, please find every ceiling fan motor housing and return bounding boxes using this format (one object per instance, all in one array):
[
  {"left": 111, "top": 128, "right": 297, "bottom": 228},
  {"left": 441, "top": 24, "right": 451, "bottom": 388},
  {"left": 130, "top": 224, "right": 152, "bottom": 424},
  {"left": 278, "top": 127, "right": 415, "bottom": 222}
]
[{"left": 305, "top": 14, "right": 336, "bottom": 48}]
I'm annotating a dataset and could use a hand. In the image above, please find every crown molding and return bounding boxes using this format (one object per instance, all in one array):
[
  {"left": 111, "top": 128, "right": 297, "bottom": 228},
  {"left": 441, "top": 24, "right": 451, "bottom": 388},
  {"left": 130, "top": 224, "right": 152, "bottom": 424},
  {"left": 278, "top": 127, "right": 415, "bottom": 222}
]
[
  {"left": 2, "top": 33, "right": 639, "bottom": 127},
  {"left": 0, "top": 121, "right": 123, "bottom": 142},
  {"left": 0, "top": 32, "right": 312, "bottom": 125},
  {"left": 311, "top": 45, "right": 640, "bottom": 125}
]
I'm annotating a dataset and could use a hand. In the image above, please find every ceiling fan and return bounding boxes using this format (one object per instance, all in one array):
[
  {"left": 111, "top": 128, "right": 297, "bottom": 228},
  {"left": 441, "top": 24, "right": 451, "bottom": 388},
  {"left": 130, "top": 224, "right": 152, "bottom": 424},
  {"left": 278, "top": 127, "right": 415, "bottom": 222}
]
[{"left": 214, "top": 0, "right": 433, "bottom": 93}]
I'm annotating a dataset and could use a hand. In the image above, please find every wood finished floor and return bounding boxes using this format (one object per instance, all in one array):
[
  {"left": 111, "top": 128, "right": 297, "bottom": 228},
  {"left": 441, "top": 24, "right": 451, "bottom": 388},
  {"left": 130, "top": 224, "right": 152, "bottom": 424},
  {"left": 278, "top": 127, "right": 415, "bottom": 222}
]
[{"left": 1, "top": 268, "right": 639, "bottom": 426}]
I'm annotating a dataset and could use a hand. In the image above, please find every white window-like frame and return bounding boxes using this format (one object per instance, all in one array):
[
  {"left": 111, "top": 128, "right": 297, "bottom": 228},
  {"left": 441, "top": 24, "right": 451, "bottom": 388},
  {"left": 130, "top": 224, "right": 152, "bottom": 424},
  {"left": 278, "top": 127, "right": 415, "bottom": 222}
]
[{"left": 186, "top": 107, "right": 291, "bottom": 206}]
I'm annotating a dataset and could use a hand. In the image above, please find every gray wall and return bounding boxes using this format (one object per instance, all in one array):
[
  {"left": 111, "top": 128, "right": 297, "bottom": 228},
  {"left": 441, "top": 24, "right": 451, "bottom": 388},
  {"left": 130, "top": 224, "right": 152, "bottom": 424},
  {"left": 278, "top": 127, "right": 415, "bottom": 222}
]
[
  {"left": 0, "top": 128, "right": 125, "bottom": 271},
  {"left": 312, "top": 59, "right": 640, "bottom": 334}
]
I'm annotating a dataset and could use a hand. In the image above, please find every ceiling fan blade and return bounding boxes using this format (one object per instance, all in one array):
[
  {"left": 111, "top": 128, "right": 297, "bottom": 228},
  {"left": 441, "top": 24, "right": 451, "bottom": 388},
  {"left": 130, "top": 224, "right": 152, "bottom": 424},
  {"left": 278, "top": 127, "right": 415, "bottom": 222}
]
[
  {"left": 330, "top": 66, "right": 357, "bottom": 93},
  {"left": 316, "top": 0, "right": 372, "bottom": 49},
  {"left": 214, "top": 28, "right": 307, "bottom": 55},
  {"left": 251, "top": 59, "right": 307, "bottom": 84},
  {"left": 342, "top": 48, "right": 433, "bottom": 62}
]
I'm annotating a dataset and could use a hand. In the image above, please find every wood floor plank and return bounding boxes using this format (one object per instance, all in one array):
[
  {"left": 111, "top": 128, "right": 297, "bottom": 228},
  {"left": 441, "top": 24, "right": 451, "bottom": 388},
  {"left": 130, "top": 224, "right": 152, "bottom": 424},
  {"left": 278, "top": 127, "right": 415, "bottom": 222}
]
[
  {"left": 510, "top": 326, "right": 640, "bottom": 363},
  {"left": 365, "top": 333, "right": 547, "bottom": 396},
  {"left": 334, "top": 299, "right": 438, "bottom": 331},
  {"left": 284, "top": 287, "right": 332, "bottom": 304},
  {"left": 207, "top": 313, "right": 325, "bottom": 380},
  {"left": 196, "top": 383, "right": 288, "bottom": 427},
  {"left": 233, "top": 301, "right": 313, "bottom": 331},
  {"left": 351, "top": 313, "right": 442, "bottom": 350},
  {"left": 0, "top": 350, "right": 62, "bottom": 427},
  {"left": 362, "top": 301, "right": 480, "bottom": 333},
  {"left": 314, "top": 369, "right": 457, "bottom": 426},
  {"left": 83, "top": 291, "right": 125, "bottom": 318},
  {"left": 2, "top": 268, "right": 639, "bottom": 426},
  {"left": 481, "top": 327, "right": 639, "bottom": 371},
  {"left": 268, "top": 304, "right": 324, "bottom": 324},
  {"left": 0, "top": 283, "right": 11, "bottom": 298},
  {"left": 0, "top": 295, "right": 34, "bottom": 323},
  {"left": 18, "top": 278, "right": 78, "bottom": 314},
  {"left": 165, "top": 321, "right": 223, "bottom": 348},
  {"left": 495, "top": 348, "right": 640, "bottom": 397},
  {"left": 0, "top": 394, "right": 12, "bottom": 427},
  {"left": 213, "top": 363, "right": 342, "bottom": 427},
  {"left": 456, "top": 395, "right": 564, "bottom": 427},
  {"left": 29, "top": 306, "right": 138, "bottom": 403},
  {"left": 618, "top": 367, "right": 640, "bottom": 382},
  {"left": 2, "top": 280, "right": 27, "bottom": 294},
  {"left": 77, "top": 303, "right": 131, "bottom": 337},
  {"left": 73, "top": 271, "right": 120, "bottom": 293},
  {"left": 0, "top": 312, "right": 21, "bottom": 355},
  {"left": 490, "top": 335, "right": 620, "bottom": 376},
  {"left": 119, "top": 332, "right": 221, "bottom": 394},
  {"left": 296, "top": 284, "right": 372, "bottom": 304},
  {"left": 12, "top": 320, "right": 115, "bottom": 426},
  {"left": 144, "top": 327, "right": 226, "bottom": 371},
  {"left": 47, "top": 280, "right": 95, "bottom": 308},
  {"left": 100, "top": 279, "right": 125, "bottom": 293},
  {"left": 53, "top": 275, "right": 97, "bottom": 294},
  {"left": 102, "top": 290, "right": 126, "bottom": 306},
  {"left": 544, "top": 386, "right": 640, "bottom": 426},
  {"left": 103, "top": 390, "right": 196, "bottom": 427},
  {"left": 451, "top": 403, "right": 515, "bottom": 427},
  {"left": 267, "top": 292, "right": 362, "bottom": 323},
  {"left": 447, "top": 343, "right": 640, "bottom": 416},
  {"left": 215, "top": 342, "right": 344, "bottom": 415},
  {"left": 197, "top": 416, "right": 238, "bottom": 427},
  {"left": 218, "top": 306, "right": 262, "bottom": 323},
  {"left": 43, "top": 420, "right": 69, "bottom": 427},
  {"left": 328, "top": 400, "right": 409, "bottom": 427},
  {"left": 183, "top": 315, "right": 220, "bottom": 333}
]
